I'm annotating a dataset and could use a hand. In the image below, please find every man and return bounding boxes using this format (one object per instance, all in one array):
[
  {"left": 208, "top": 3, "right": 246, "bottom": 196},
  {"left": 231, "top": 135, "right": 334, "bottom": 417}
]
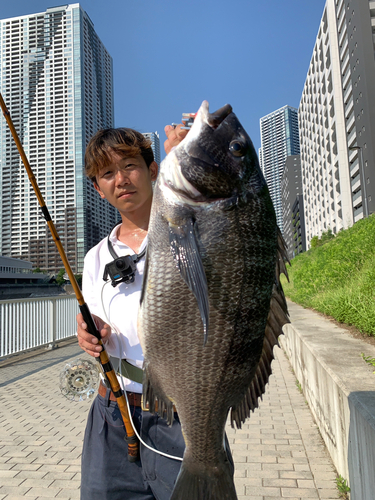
[{"left": 76, "top": 124, "right": 188, "bottom": 500}]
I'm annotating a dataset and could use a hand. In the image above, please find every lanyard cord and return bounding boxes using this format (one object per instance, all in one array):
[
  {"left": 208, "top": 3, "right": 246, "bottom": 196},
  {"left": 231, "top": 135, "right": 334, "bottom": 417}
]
[{"left": 100, "top": 280, "right": 183, "bottom": 462}]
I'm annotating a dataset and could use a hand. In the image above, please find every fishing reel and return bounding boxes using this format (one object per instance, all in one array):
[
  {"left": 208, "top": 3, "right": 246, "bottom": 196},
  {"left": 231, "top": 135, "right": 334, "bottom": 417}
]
[
  {"left": 59, "top": 358, "right": 99, "bottom": 402},
  {"left": 172, "top": 112, "right": 196, "bottom": 131}
]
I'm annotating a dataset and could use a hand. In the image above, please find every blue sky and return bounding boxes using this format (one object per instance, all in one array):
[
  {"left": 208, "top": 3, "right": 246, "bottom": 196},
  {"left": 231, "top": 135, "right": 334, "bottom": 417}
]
[{"left": 2, "top": 1, "right": 326, "bottom": 159}]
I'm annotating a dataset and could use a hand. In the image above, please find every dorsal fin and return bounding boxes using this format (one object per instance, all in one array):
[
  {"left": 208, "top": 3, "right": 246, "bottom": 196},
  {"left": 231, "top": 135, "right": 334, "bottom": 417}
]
[{"left": 230, "top": 228, "right": 290, "bottom": 428}]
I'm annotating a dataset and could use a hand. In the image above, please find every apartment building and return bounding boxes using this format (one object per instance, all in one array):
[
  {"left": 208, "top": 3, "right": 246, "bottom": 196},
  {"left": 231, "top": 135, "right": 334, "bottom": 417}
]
[
  {"left": 259, "top": 106, "right": 300, "bottom": 234},
  {"left": 299, "top": 0, "right": 375, "bottom": 247},
  {"left": 0, "top": 4, "right": 117, "bottom": 273},
  {"left": 281, "top": 155, "right": 306, "bottom": 259},
  {"left": 258, "top": 148, "right": 263, "bottom": 172}
]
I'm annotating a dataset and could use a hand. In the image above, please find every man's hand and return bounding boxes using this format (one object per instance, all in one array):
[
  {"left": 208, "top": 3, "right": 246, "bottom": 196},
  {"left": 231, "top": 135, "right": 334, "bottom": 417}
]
[
  {"left": 76, "top": 312, "right": 111, "bottom": 357},
  {"left": 164, "top": 124, "right": 189, "bottom": 155}
]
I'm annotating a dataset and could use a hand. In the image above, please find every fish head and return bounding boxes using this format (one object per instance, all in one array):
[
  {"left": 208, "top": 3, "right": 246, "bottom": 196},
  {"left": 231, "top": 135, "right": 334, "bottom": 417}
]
[{"left": 160, "top": 100, "right": 266, "bottom": 204}]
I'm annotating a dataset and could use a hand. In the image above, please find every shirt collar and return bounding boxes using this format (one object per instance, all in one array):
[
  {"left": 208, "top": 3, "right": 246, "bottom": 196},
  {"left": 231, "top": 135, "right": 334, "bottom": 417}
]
[{"left": 108, "top": 223, "right": 148, "bottom": 255}]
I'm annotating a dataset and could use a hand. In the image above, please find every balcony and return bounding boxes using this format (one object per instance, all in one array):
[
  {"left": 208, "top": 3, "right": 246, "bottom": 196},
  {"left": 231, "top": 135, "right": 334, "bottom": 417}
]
[
  {"left": 346, "top": 113, "right": 355, "bottom": 134},
  {"left": 351, "top": 176, "right": 361, "bottom": 191},
  {"left": 352, "top": 190, "right": 362, "bottom": 208},
  {"left": 350, "top": 160, "right": 359, "bottom": 178},
  {"left": 354, "top": 206, "right": 364, "bottom": 222},
  {"left": 347, "top": 128, "right": 357, "bottom": 148}
]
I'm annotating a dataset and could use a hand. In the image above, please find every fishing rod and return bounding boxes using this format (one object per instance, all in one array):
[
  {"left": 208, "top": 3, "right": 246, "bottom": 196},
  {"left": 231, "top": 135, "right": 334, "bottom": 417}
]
[{"left": 0, "top": 92, "right": 139, "bottom": 462}]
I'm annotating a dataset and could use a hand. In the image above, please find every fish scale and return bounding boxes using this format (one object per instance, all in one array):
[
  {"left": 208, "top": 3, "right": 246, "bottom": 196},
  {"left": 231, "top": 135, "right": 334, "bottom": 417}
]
[{"left": 139, "top": 101, "right": 289, "bottom": 499}]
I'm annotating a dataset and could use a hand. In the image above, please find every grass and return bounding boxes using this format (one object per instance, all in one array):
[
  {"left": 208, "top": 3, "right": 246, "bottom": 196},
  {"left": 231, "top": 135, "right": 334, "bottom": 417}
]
[
  {"left": 336, "top": 475, "right": 350, "bottom": 499},
  {"left": 281, "top": 215, "right": 375, "bottom": 337},
  {"left": 361, "top": 353, "right": 375, "bottom": 373}
]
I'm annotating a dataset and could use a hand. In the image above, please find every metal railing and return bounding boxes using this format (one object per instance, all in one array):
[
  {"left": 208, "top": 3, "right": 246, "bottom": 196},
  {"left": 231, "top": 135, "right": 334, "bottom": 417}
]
[{"left": 0, "top": 295, "right": 79, "bottom": 358}]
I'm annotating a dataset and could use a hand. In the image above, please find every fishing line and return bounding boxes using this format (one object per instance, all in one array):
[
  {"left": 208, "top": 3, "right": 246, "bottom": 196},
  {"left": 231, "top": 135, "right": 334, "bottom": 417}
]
[{"left": 101, "top": 280, "right": 183, "bottom": 462}]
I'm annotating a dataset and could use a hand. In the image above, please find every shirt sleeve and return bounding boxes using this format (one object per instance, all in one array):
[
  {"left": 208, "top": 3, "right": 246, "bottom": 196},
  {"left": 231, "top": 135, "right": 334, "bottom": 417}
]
[
  {"left": 82, "top": 249, "right": 99, "bottom": 314},
  {"left": 81, "top": 245, "right": 118, "bottom": 353}
]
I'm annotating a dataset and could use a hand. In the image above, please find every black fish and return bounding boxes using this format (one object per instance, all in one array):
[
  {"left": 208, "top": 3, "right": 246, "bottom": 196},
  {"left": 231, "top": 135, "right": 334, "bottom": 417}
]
[{"left": 139, "top": 101, "right": 289, "bottom": 500}]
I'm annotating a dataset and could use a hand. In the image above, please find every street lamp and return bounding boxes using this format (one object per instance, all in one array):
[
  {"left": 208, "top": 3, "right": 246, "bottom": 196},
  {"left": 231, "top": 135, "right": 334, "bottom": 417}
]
[{"left": 349, "top": 145, "right": 368, "bottom": 218}]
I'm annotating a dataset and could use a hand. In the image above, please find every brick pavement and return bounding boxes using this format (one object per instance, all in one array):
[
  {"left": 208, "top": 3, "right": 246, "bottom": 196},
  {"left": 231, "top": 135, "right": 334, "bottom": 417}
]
[{"left": 0, "top": 341, "right": 340, "bottom": 499}]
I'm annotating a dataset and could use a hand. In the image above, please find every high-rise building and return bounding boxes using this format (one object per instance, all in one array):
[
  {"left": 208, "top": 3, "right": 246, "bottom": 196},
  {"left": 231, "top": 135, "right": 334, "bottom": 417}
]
[
  {"left": 281, "top": 155, "right": 306, "bottom": 259},
  {"left": 143, "top": 132, "right": 160, "bottom": 166},
  {"left": 0, "top": 4, "right": 117, "bottom": 273},
  {"left": 258, "top": 147, "right": 263, "bottom": 173},
  {"left": 292, "top": 195, "right": 306, "bottom": 257},
  {"left": 259, "top": 106, "right": 300, "bottom": 234},
  {"left": 299, "top": 0, "right": 375, "bottom": 247}
]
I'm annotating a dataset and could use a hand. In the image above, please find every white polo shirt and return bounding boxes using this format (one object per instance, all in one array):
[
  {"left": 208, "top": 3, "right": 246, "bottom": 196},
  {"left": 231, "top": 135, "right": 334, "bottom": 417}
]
[{"left": 82, "top": 224, "right": 146, "bottom": 394}]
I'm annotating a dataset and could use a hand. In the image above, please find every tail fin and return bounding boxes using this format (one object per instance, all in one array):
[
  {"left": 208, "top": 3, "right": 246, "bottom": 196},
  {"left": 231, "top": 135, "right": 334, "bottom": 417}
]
[{"left": 170, "top": 456, "right": 237, "bottom": 500}]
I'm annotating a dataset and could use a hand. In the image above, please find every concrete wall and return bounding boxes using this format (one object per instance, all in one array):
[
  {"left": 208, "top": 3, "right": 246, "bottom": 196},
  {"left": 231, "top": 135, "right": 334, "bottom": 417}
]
[{"left": 280, "top": 301, "right": 375, "bottom": 500}]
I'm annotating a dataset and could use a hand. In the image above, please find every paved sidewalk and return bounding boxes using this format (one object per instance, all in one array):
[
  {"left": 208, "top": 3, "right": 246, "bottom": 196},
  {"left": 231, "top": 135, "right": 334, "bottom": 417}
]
[{"left": 0, "top": 342, "right": 340, "bottom": 499}]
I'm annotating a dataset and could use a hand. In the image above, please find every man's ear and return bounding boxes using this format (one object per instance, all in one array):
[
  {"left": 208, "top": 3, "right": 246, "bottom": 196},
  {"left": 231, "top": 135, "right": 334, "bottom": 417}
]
[
  {"left": 149, "top": 161, "right": 158, "bottom": 181},
  {"left": 93, "top": 180, "right": 106, "bottom": 199}
]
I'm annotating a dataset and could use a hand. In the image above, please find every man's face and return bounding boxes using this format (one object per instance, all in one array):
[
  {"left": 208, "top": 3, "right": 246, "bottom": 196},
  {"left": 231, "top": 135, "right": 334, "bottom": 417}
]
[{"left": 94, "top": 151, "right": 158, "bottom": 216}]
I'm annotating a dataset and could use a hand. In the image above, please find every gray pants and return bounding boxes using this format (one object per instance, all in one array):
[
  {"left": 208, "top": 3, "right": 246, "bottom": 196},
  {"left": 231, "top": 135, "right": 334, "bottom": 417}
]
[{"left": 81, "top": 388, "right": 234, "bottom": 500}]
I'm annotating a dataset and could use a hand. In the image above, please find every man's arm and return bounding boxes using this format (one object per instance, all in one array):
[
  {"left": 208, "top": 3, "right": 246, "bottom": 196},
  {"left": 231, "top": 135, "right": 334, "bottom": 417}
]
[{"left": 77, "top": 252, "right": 111, "bottom": 357}]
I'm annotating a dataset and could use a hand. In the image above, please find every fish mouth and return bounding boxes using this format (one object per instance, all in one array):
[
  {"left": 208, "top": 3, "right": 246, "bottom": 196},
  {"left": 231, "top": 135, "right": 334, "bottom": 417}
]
[
  {"left": 177, "top": 100, "right": 234, "bottom": 175},
  {"left": 161, "top": 101, "right": 236, "bottom": 204},
  {"left": 199, "top": 100, "right": 233, "bottom": 129},
  {"left": 175, "top": 101, "right": 233, "bottom": 156},
  {"left": 164, "top": 180, "right": 209, "bottom": 203}
]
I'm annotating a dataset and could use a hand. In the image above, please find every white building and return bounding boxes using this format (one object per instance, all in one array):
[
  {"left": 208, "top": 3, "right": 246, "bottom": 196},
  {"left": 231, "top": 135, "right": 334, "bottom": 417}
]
[
  {"left": 259, "top": 105, "right": 300, "bottom": 234},
  {"left": 258, "top": 147, "right": 263, "bottom": 172},
  {"left": 0, "top": 4, "right": 117, "bottom": 273},
  {"left": 299, "top": 0, "right": 375, "bottom": 247}
]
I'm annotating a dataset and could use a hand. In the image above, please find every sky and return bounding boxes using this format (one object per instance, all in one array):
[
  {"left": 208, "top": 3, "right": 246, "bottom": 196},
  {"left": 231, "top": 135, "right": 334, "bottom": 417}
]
[{"left": 1, "top": 0, "right": 326, "bottom": 159}]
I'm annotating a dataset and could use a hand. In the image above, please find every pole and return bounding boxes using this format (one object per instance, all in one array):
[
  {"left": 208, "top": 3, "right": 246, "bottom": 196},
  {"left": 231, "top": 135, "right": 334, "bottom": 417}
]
[{"left": 0, "top": 93, "right": 139, "bottom": 461}]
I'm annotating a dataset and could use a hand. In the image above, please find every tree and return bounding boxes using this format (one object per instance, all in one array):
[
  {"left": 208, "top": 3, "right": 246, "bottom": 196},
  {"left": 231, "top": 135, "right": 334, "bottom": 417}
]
[
  {"left": 321, "top": 229, "right": 335, "bottom": 244},
  {"left": 310, "top": 236, "right": 319, "bottom": 249},
  {"left": 56, "top": 268, "right": 66, "bottom": 285},
  {"left": 74, "top": 274, "right": 82, "bottom": 288},
  {"left": 310, "top": 229, "right": 335, "bottom": 249}
]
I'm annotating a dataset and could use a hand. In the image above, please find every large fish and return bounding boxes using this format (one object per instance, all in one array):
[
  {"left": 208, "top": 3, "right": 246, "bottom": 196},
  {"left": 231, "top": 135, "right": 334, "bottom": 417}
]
[{"left": 138, "top": 101, "right": 289, "bottom": 500}]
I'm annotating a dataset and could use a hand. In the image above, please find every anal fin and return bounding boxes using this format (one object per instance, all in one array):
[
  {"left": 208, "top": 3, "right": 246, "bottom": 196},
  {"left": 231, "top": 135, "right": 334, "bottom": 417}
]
[{"left": 143, "top": 364, "right": 175, "bottom": 425}]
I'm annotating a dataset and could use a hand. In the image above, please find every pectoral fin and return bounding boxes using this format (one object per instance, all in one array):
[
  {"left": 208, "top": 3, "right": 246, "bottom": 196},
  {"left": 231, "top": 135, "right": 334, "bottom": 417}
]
[
  {"left": 139, "top": 247, "right": 149, "bottom": 305},
  {"left": 169, "top": 219, "right": 209, "bottom": 344}
]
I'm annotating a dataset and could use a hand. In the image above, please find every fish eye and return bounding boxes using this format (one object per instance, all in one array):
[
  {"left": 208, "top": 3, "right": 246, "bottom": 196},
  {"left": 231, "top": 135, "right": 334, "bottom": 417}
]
[{"left": 229, "top": 140, "right": 247, "bottom": 157}]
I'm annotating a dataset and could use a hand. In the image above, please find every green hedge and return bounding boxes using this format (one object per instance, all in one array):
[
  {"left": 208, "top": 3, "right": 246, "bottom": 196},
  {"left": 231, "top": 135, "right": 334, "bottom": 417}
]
[{"left": 281, "top": 215, "right": 375, "bottom": 336}]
